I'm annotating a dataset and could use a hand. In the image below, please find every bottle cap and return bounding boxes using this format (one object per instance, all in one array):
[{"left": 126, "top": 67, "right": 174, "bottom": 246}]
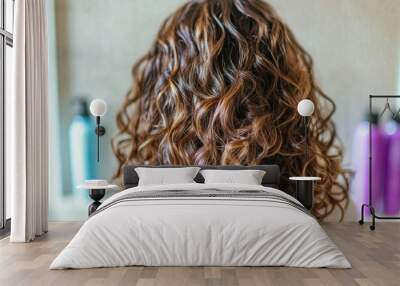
[
  {"left": 72, "top": 97, "right": 90, "bottom": 116},
  {"left": 392, "top": 113, "right": 400, "bottom": 124},
  {"left": 366, "top": 112, "right": 379, "bottom": 125}
]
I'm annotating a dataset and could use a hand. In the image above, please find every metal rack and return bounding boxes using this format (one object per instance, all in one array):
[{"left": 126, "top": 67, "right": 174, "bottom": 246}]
[{"left": 359, "top": 95, "right": 400, "bottom": 230}]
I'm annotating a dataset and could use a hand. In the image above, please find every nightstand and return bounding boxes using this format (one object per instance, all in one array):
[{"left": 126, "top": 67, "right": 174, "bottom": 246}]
[
  {"left": 77, "top": 184, "right": 120, "bottom": 216},
  {"left": 289, "top": 177, "right": 321, "bottom": 210}
]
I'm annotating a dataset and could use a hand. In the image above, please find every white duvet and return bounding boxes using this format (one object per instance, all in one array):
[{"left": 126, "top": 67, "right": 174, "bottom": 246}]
[{"left": 50, "top": 183, "right": 350, "bottom": 269}]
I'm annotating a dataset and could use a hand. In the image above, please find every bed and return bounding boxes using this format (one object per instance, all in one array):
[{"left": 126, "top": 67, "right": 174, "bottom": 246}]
[{"left": 50, "top": 165, "right": 350, "bottom": 269}]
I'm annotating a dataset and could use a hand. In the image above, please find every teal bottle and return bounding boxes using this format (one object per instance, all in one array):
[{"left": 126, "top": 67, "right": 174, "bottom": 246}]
[{"left": 69, "top": 98, "right": 96, "bottom": 194}]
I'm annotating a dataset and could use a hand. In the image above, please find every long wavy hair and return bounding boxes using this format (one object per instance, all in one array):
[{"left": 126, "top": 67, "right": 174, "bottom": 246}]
[{"left": 113, "top": 0, "right": 349, "bottom": 220}]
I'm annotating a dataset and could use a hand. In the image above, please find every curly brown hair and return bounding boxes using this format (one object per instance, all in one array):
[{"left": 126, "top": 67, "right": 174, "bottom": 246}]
[{"left": 113, "top": 0, "right": 349, "bottom": 220}]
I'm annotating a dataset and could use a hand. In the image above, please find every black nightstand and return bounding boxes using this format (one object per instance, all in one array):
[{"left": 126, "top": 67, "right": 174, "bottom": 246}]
[
  {"left": 289, "top": 177, "right": 321, "bottom": 210},
  {"left": 77, "top": 184, "right": 120, "bottom": 216}
]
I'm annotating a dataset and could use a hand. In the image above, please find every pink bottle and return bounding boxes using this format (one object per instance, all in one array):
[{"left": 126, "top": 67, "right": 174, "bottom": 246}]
[
  {"left": 352, "top": 113, "right": 385, "bottom": 211},
  {"left": 383, "top": 116, "right": 400, "bottom": 215}
]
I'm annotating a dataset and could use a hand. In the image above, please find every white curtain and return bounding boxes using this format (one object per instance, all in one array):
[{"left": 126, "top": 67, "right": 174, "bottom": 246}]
[{"left": 10, "top": 0, "right": 49, "bottom": 242}]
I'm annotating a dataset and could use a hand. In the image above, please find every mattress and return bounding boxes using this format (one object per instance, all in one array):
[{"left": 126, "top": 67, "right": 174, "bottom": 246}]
[{"left": 50, "top": 183, "right": 350, "bottom": 269}]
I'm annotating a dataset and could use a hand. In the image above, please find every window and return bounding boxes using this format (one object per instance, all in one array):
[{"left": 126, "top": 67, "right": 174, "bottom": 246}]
[{"left": 0, "top": 0, "right": 14, "bottom": 234}]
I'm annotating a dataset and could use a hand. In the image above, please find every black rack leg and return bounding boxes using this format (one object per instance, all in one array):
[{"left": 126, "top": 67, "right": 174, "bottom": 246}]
[
  {"left": 359, "top": 204, "right": 376, "bottom": 230},
  {"left": 370, "top": 207, "right": 376, "bottom": 231},
  {"left": 359, "top": 204, "right": 365, "bottom": 225}
]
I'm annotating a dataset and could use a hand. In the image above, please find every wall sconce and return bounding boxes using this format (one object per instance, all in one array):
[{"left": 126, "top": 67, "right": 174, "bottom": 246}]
[
  {"left": 297, "top": 99, "right": 315, "bottom": 159},
  {"left": 90, "top": 99, "right": 107, "bottom": 162}
]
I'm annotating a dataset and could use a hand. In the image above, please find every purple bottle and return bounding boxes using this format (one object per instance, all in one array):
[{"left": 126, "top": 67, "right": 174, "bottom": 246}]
[
  {"left": 383, "top": 115, "right": 400, "bottom": 215},
  {"left": 352, "top": 113, "right": 385, "bottom": 211}
]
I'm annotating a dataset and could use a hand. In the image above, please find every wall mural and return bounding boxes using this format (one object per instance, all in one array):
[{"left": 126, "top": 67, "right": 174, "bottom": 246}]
[
  {"left": 112, "top": 0, "right": 349, "bottom": 220},
  {"left": 48, "top": 0, "right": 400, "bottom": 221}
]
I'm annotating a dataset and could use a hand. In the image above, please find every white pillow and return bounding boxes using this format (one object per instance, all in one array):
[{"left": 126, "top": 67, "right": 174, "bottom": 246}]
[
  {"left": 135, "top": 167, "right": 201, "bottom": 186},
  {"left": 200, "top": 169, "right": 266, "bottom": 185}
]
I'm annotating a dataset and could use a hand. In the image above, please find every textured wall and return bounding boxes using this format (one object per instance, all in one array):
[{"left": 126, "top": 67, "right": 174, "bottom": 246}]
[{"left": 52, "top": 0, "right": 400, "bottom": 221}]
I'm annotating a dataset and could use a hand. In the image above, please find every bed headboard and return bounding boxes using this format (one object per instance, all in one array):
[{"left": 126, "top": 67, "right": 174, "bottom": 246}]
[{"left": 123, "top": 165, "right": 280, "bottom": 189}]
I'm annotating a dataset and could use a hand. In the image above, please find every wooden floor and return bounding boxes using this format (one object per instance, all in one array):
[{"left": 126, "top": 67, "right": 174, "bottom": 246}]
[{"left": 0, "top": 222, "right": 399, "bottom": 286}]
